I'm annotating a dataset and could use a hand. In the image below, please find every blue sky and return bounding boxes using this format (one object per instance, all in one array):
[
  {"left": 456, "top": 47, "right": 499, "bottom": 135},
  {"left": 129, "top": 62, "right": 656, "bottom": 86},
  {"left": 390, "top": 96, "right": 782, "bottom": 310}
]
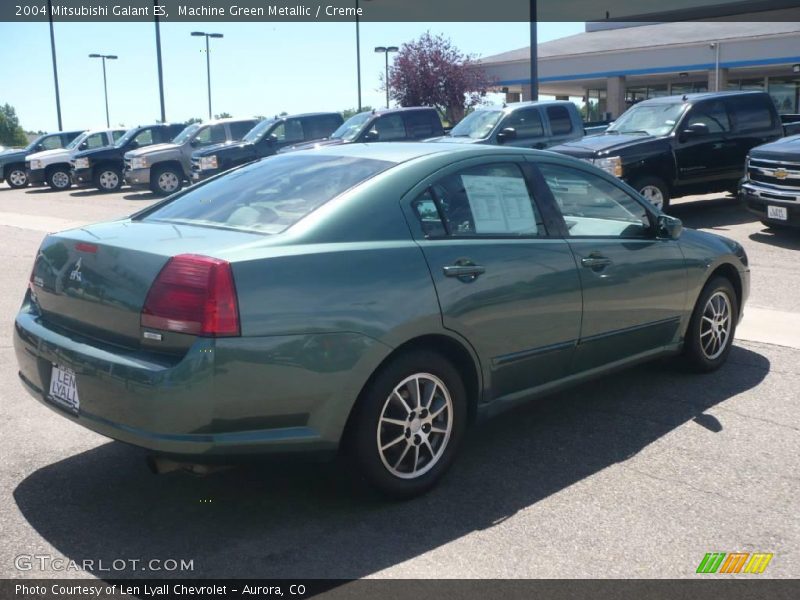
[{"left": 0, "top": 21, "right": 583, "bottom": 132}]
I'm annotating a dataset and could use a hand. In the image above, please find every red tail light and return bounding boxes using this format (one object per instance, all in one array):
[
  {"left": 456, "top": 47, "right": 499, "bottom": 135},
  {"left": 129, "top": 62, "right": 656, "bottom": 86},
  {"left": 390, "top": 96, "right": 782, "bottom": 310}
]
[{"left": 141, "top": 254, "right": 240, "bottom": 337}]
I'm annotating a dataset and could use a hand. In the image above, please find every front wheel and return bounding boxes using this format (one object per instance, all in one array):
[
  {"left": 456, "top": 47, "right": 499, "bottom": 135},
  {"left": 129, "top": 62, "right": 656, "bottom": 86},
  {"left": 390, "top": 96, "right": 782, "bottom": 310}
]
[
  {"left": 93, "top": 166, "right": 123, "bottom": 193},
  {"left": 6, "top": 166, "right": 28, "bottom": 189},
  {"left": 47, "top": 167, "right": 72, "bottom": 191},
  {"left": 348, "top": 351, "right": 467, "bottom": 498},
  {"left": 150, "top": 165, "right": 183, "bottom": 196},
  {"left": 683, "top": 276, "right": 738, "bottom": 372},
  {"left": 631, "top": 176, "right": 670, "bottom": 211}
]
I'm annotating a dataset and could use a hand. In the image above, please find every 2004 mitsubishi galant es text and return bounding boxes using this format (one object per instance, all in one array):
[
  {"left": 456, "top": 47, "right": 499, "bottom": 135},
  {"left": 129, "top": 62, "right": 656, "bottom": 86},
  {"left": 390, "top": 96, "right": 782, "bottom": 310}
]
[{"left": 14, "top": 143, "right": 749, "bottom": 498}]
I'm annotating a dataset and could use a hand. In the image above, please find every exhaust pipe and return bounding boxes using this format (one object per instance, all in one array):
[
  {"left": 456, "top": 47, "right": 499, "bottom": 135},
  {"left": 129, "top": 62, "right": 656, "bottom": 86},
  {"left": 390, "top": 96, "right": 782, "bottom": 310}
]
[{"left": 146, "top": 455, "right": 232, "bottom": 476}]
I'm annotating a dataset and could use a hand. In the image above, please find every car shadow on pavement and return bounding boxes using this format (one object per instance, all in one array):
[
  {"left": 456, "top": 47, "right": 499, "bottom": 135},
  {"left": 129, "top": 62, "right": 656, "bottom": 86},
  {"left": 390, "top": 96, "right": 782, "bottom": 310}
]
[
  {"left": 749, "top": 228, "right": 800, "bottom": 250},
  {"left": 669, "top": 194, "right": 757, "bottom": 231},
  {"left": 122, "top": 191, "right": 161, "bottom": 201},
  {"left": 13, "top": 345, "right": 769, "bottom": 579}
]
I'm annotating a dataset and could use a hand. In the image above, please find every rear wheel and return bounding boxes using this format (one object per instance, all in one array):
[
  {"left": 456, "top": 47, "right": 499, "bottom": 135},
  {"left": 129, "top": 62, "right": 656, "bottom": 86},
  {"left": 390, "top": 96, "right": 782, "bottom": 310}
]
[
  {"left": 47, "top": 167, "right": 72, "bottom": 191},
  {"left": 150, "top": 165, "right": 183, "bottom": 196},
  {"left": 93, "top": 166, "right": 123, "bottom": 193},
  {"left": 632, "top": 176, "right": 670, "bottom": 211},
  {"left": 6, "top": 166, "right": 28, "bottom": 189},
  {"left": 348, "top": 350, "right": 467, "bottom": 498},
  {"left": 683, "top": 276, "right": 738, "bottom": 372}
]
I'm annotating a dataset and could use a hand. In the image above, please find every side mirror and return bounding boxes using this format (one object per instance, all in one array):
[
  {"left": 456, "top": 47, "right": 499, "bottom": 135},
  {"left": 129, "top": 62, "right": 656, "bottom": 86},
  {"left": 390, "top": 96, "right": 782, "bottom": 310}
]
[
  {"left": 35, "top": 144, "right": 44, "bottom": 152},
  {"left": 657, "top": 214, "right": 683, "bottom": 240},
  {"left": 680, "top": 122, "right": 709, "bottom": 141},
  {"left": 264, "top": 134, "right": 278, "bottom": 144},
  {"left": 362, "top": 129, "right": 379, "bottom": 142},
  {"left": 79, "top": 142, "right": 88, "bottom": 150},
  {"left": 496, "top": 127, "right": 517, "bottom": 143},
  {"left": 128, "top": 140, "right": 139, "bottom": 149}
]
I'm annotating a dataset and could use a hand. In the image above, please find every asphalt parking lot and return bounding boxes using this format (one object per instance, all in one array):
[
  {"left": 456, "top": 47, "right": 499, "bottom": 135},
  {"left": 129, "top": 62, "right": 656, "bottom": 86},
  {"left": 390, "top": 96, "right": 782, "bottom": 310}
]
[{"left": 0, "top": 183, "right": 798, "bottom": 579}]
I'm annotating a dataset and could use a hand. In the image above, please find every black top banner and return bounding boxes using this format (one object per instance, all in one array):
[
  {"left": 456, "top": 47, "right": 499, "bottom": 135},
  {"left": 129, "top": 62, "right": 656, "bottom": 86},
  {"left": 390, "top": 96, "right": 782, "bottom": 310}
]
[{"left": 3, "top": 0, "right": 800, "bottom": 22}]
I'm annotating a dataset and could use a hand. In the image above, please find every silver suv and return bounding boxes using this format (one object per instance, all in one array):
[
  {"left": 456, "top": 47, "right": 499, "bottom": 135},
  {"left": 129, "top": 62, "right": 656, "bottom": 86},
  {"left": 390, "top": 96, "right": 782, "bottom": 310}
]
[{"left": 124, "top": 118, "right": 258, "bottom": 195}]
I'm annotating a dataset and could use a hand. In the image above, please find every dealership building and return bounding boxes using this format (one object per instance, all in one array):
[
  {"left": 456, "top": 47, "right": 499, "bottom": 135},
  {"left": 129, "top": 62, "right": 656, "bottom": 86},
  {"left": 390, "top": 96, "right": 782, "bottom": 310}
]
[{"left": 480, "top": 21, "right": 800, "bottom": 121}]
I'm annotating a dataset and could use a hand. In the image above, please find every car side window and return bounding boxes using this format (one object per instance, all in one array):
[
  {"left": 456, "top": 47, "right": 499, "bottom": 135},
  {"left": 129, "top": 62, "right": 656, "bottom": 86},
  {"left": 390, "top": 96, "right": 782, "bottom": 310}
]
[
  {"left": 404, "top": 111, "right": 438, "bottom": 139},
  {"left": 271, "top": 119, "right": 305, "bottom": 143},
  {"left": 113, "top": 130, "right": 126, "bottom": 141},
  {"left": 194, "top": 124, "right": 226, "bottom": 145},
  {"left": 372, "top": 115, "right": 407, "bottom": 141},
  {"left": 727, "top": 96, "right": 774, "bottom": 132},
  {"left": 132, "top": 129, "right": 154, "bottom": 147},
  {"left": 538, "top": 163, "right": 651, "bottom": 238},
  {"left": 504, "top": 108, "right": 544, "bottom": 139},
  {"left": 546, "top": 105, "right": 574, "bottom": 135},
  {"left": 85, "top": 133, "right": 107, "bottom": 149},
  {"left": 685, "top": 100, "right": 730, "bottom": 133},
  {"left": 41, "top": 136, "right": 63, "bottom": 150},
  {"left": 305, "top": 116, "right": 339, "bottom": 140},
  {"left": 230, "top": 121, "right": 256, "bottom": 140},
  {"left": 411, "top": 163, "right": 544, "bottom": 237}
]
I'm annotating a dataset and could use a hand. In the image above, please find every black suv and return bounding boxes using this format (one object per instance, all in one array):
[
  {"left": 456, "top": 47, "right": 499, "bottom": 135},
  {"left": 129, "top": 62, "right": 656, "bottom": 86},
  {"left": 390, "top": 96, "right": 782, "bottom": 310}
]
[
  {"left": 71, "top": 123, "right": 186, "bottom": 192},
  {"left": 190, "top": 112, "right": 343, "bottom": 182},
  {"left": 282, "top": 107, "right": 444, "bottom": 152},
  {"left": 551, "top": 91, "right": 784, "bottom": 210}
]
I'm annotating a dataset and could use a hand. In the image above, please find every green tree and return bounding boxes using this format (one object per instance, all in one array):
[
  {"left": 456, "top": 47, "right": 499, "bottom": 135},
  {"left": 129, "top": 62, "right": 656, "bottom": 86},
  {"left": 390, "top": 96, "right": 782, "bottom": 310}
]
[
  {"left": 214, "top": 112, "right": 232, "bottom": 119},
  {"left": 185, "top": 117, "right": 203, "bottom": 125},
  {"left": 0, "top": 103, "right": 28, "bottom": 147}
]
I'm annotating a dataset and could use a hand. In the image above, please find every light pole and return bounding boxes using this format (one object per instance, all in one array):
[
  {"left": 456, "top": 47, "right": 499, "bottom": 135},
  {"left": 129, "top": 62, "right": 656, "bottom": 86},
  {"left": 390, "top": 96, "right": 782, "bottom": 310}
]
[
  {"left": 529, "top": 0, "right": 538, "bottom": 101},
  {"left": 47, "top": 0, "right": 63, "bottom": 130},
  {"left": 88, "top": 53, "right": 117, "bottom": 127},
  {"left": 191, "top": 31, "right": 224, "bottom": 119},
  {"left": 355, "top": 0, "right": 373, "bottom": 112},
  {"left": 375, "top": 46, "right": 398, "bottom": 108},
  {"left": 154, "top": 0, "right": 166, "bottom": 122},
  {"left": 710, "top": 42, "right": 721, "bottom": 91}
]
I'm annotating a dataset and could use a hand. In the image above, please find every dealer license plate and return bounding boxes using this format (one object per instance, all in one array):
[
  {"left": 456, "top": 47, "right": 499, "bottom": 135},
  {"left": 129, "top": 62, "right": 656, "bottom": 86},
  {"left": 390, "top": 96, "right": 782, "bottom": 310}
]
[
  {"left": 47, "top": 364, "right": 80, "bottom": 414},
  {"left": 767, "top": 206, "right": 788, "bottom": 221}
]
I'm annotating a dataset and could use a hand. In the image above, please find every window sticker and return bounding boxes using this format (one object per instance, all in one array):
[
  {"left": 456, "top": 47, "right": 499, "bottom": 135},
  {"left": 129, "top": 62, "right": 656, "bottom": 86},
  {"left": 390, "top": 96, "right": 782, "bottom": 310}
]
[{"left": 461, "top": 175, "right": 537, "bottom": 234}]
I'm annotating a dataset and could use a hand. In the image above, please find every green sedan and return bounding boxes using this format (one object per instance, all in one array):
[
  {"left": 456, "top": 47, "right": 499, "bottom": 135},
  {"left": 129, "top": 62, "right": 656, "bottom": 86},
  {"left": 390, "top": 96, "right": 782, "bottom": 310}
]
[{"left": 14, "top": 143, "right": 749, "bottom": 498}]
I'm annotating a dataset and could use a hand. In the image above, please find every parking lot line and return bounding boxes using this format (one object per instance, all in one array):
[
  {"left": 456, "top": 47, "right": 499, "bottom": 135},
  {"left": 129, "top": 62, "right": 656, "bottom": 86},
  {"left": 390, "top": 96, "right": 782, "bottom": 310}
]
[
  {"left": 0, "top": 211, "right": 89, "bottom": 233},
  {"left": 737, "top": 307, "right": 800, "bottom": 350}
]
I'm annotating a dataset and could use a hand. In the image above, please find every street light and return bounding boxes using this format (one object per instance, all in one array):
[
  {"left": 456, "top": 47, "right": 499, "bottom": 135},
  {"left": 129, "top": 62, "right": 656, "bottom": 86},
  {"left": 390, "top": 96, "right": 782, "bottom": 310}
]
[
  {"left": 191, "top": 31, "right": 224, "bottom": 119},
  {"left": 375, "top": 46, "right": 398, "bottom": 108},
  {"left": 355, "top": 0, "right": 373, "bottom": 112},
  {"left": 88, "top": 53, "right": 118, "bottom": 128}
]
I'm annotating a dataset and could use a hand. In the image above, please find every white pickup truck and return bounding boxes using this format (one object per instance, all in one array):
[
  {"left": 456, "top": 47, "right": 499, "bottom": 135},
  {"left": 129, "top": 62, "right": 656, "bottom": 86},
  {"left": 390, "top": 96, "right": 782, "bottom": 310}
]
[{"left": 26, "top": 128, "right": 125, "bottom": 190}]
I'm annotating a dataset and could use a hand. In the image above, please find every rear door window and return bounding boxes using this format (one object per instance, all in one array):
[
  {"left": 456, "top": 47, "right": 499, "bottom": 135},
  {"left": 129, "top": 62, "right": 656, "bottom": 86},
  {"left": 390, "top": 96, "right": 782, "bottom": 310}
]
[
  {"left": 546, "top": 105, "right": 574, "bottom": 135},
  {"left": 304, "top": 115, "right": 342, "bottom": 140},
  {"left": 412, "top": 163, "right": 544, "bottom": 237},
  {"left": 727, "top": 95, "right": 774, "bottom": 132},
  {"left": 404, "top": 111, "right": 439, "bottom": 139}
]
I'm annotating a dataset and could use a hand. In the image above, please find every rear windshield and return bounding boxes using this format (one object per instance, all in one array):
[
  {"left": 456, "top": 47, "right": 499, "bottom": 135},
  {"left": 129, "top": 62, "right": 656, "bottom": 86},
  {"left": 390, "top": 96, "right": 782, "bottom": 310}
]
[{"left": 140, "top": 154, "right": 394, "bottom": 234}]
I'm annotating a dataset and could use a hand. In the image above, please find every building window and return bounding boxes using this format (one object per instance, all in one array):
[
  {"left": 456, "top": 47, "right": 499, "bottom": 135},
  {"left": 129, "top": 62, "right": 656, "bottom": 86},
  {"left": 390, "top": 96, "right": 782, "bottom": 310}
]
[
  {"left": 727, "top": 78, "right": 766, "bottom": 91},
  {"left": 583, "top": 89, "right": 607, "bottom": 122},
  {"left": 670, "top": 82, "right": 708, "bottom": 95},
  {"left": 625, "top": 85, "right": 669, "bottom": 106},
  {"left": 768, "top": 78, "right": 800, "bottom": 115}
]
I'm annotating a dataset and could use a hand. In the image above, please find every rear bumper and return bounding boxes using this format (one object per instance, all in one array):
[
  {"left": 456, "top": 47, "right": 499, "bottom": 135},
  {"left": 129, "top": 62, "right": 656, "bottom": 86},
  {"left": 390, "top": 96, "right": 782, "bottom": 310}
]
[
  {"left": 741, "top": 181, "right": 800, "bottom": 228},
  {"left": 14, "top": 302, "right": 385, "bottom": 458}
]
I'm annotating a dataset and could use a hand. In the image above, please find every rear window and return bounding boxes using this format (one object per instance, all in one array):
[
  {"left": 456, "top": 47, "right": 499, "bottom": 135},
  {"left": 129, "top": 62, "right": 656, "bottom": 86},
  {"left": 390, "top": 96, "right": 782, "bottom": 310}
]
[{"left": 140, "top": 154, "right": 394, "bottom": 234}]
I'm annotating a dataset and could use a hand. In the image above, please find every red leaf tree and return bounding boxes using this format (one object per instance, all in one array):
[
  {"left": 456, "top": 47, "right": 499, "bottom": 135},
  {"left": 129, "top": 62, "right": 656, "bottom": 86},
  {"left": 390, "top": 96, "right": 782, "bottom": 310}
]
[{"left": 387, "top": 32, "right": 493, "bottom": 125}]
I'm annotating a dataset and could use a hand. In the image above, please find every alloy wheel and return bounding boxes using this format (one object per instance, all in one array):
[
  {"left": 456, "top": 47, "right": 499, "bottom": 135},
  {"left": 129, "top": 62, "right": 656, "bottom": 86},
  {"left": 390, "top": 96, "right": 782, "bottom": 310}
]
[
  {"left": 51, "top": 170, "right": 70, "bottom": 189},
  {"left": 376, "top": 372, "right": 453, "bottom": 480},
  {"left": 700, "top": 290, "right": 732, "bottom": 360},
  {"left": 99, "top": 170, "right": 119, "bottom": 190},
  {"left": 8, "top": 169, "right": 27, "bottom": 187},
  {"left": 158, "top": 171, "right": 180, "bottom": 194},
  {"left": 639, "top": 185, "right": 664, "bottom": 210}
]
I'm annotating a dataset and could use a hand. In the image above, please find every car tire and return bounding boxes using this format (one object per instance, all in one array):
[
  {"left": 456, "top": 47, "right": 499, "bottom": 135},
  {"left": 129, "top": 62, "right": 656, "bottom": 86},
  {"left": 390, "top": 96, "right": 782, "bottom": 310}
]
[
  {"left": 5, "top": 166, "right": 28, "bottom": 189},
  {"left": 150, "top": 165, "right": 183, "bottom": 196},
  {"left": 47, "top": 167, "right": 72, "bottom": 191},
  {"left": 93, "top": 166, "right": 123, "bottom": 193},
  {"left": 348, "top": 350, "right": 467, "bottom": 499},
  {"left": 631, "top": 176, "right": 670, "bottom": 211},
  {"left": 682, "top": 276, "right": 738, "bottom": 373}
]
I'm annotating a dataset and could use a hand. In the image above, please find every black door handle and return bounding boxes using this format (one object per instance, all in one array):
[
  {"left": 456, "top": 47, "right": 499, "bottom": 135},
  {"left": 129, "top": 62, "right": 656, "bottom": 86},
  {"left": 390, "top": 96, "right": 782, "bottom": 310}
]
[{"left": 443, "top": 264, "right": 486, "bottom": 280}]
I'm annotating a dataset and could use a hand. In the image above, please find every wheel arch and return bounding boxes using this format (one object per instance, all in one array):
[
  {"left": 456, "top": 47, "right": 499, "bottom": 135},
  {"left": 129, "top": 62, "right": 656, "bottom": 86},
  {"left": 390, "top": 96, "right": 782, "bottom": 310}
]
[
  {"left": 44, "top": 161, "right": 71, "bottom": 175},
  {"left": 341, "top": 332, "right": 483, "bottom": 448},
  {"left": 707, "top": 262, "right": 743, "bottom": 316}
]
